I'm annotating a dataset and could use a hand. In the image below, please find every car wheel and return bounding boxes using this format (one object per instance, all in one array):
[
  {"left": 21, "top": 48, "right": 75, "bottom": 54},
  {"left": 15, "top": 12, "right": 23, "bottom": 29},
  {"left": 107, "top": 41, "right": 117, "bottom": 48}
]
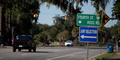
[
  {"left": 28, "top": 49, "right": 31, "bottom": 52},
  {"left": 67, "top": 45, "right": 70, "bottom": 47},
  {"left": 33, "top": 48, "right": 36, "bottom": 52},
  {"left": 13, "top": 47, "right": 16, "bottom": 52},
  {"left": 18, "top": 49, "right": 21, "bottom": 52}
]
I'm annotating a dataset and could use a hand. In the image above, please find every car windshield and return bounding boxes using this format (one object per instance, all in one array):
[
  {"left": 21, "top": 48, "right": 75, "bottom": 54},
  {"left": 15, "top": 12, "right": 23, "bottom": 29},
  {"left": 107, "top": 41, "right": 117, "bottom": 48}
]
[
  {"left": 66, "top": 40, "right": 72, "bottom": 43},
  {"left": 16, "top": 35, "right": 32, "bottom": 41}
]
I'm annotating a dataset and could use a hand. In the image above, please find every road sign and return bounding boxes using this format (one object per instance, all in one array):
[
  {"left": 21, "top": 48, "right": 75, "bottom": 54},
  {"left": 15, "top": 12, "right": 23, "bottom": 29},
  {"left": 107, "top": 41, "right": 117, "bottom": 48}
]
[
  {"left": 98, "top": 10, "right": 110, "bottom": 27},
  {"left": 79, "top": 27, "right": 98, "bottom": 42},
  {"left": 77, "top": 14, "right": 101, "bottom": 27}
]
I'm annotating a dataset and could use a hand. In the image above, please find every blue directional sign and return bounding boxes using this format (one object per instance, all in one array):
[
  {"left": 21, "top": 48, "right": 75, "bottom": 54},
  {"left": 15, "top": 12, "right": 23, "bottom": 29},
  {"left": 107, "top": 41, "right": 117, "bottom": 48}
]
[{"left": 79, "top": 27, "right": 98, "bottom": 42}]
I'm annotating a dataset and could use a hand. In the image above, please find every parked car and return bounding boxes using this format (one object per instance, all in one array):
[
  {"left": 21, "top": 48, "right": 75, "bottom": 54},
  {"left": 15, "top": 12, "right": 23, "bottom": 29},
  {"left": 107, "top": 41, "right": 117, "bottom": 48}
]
[
  {"left": 12, "top": 35, "right": 36, "bottom": 52},
  {"left": 65, "top": 40, "right": 73, "bottom": 47}
]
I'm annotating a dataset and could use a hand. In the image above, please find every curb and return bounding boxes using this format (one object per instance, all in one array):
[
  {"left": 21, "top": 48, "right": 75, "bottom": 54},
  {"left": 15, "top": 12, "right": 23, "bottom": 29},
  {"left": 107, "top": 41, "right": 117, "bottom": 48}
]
[{"left": 0, "top": 46, "right": 12, "bottom": 49}]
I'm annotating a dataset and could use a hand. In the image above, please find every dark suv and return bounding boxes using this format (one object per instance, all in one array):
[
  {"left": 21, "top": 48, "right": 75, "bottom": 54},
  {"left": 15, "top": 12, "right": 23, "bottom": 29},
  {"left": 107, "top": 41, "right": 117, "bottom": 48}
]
[{"left": 12, "top": 35, "right": 36, "bottom": 52}]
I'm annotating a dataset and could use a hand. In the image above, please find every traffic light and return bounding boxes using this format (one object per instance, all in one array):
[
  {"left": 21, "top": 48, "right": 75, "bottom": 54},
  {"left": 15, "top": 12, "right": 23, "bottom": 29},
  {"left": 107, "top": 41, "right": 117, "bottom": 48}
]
[
  {"left": 63, "top": 16, "right": 67, "bottom": 18},
  {"left": 33, "top": 13, "right": 38, "bottom": 18}
]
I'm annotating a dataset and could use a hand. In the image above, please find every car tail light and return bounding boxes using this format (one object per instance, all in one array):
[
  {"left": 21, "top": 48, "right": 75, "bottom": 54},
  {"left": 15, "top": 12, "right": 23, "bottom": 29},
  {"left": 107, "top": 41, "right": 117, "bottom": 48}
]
[
  {"left": 12, "top": 40, "right": 14, "bottom": 45},
  {"left": 27, "top": 40, "right": 30, "bottom": 44}
]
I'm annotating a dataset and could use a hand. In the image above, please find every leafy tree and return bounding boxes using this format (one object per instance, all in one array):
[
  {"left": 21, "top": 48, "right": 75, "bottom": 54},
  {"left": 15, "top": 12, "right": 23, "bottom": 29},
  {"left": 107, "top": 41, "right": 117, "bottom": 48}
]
[
  {"left": 41, "top": 0, "right": 84, "bottom": 28},
  {"left": 111, "top": 21, "right": 120, "bottom": 41},
  {"left": 112, "top": 0, "right": 120, "bottom": 20},
  {"left": 39, "top": 24, "right": 50, "bottom": 32},
  {"left": 106, "top": 21, "right": 120, "bottom": 49},
  {"left": 34, "top": 31, "right": 50, "bottom": 46},
  {"left": 41, "top": 0, "right": 88, "bottom": 13},
  {"left": 72, "top": 27, "right": 79, "bottom": 38},
  {"left": 47, "top": 26, "right": 58, "bottom": 42},
  {"left": 56, "top": 30, "right": 70, "bottom": 42},
  {"left": 91, "top": 0, "right": 110, "bottom": 12},
  {"left": 0, "top": 0, "right": 39, "bottom": 25},
  {"left": 53, "top": 15, "right": 66, "bottom": 31},
  {"left": 0, "top": 0, "right": 40, "bottom": 45},
  {"left": 98, "top": 27, "right": 111, "bottom": 45},
  {"left": 71, "top": 27, "right": 79, "bottom": 46},
  {"left": 33, "top": 34, "right": 41, "bottom": 45}
]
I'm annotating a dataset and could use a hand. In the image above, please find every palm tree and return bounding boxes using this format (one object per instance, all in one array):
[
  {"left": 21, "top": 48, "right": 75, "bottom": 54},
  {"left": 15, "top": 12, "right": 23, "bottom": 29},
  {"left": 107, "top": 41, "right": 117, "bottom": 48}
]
[
  {"left": 40, "top": 0, "right": 88, "bottom": 13},
  {"left": 0, "top": 0, "right": 40, "bottom": 45},
  {"left": 91, "top": 0, "right": 110, "bottom": 12}
]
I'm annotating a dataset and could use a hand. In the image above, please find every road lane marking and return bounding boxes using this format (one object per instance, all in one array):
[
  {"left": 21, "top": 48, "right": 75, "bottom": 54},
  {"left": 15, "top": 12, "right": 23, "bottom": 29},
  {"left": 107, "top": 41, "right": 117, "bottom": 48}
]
[{"left": 47, "top": 51, "right": 86, "bottom": 60}]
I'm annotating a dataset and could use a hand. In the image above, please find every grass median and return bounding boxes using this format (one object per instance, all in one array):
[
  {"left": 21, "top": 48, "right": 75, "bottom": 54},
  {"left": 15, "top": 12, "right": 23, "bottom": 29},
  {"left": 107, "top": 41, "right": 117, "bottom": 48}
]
[{"left": 95, "top": 50, "right": 120, "bottom": 60}]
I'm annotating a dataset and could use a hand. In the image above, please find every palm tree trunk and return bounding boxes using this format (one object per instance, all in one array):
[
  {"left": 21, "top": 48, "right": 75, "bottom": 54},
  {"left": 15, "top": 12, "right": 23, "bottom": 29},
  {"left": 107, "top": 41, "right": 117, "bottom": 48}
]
[{"left": 0, "top": 5, "right": 2, "bottom": 38}]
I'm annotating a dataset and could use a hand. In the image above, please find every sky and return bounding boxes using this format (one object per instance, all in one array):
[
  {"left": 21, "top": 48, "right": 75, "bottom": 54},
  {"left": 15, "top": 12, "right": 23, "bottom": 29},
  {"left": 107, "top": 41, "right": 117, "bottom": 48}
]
[
  {"left": 38, "top": 0, "right": 118, "bottom": 27},
  {"left": 38, "top": 3, "right": 65, "bottom": 25}
]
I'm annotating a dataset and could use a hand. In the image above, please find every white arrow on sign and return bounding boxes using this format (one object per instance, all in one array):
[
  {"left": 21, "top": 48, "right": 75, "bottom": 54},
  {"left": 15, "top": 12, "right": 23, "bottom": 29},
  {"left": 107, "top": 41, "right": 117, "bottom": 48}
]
[{"left": 81, "top": 35, "right": 97, "bottom": 39}]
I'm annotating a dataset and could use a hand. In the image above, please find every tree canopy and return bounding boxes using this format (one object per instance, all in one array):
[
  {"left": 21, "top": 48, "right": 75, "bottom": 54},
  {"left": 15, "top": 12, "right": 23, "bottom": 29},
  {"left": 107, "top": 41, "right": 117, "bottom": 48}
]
[
  {"left": 0, "top": 0, "right": 40, "bottom": 45},
  {"left": 0, "top": 0, "right": 39, "bottom": 34},
  {"left": 1, "top": 0, "right": 120, "bottom": 46},
  {"left": 112, "top": 0, "right": 120, "bottom": 20}
]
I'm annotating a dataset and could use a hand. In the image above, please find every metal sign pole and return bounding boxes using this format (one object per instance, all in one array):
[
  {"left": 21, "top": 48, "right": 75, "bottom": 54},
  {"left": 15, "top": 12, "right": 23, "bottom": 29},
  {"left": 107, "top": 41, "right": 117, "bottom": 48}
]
[{"left": 87, "top": 42, "right": 89, "bottom": 60}]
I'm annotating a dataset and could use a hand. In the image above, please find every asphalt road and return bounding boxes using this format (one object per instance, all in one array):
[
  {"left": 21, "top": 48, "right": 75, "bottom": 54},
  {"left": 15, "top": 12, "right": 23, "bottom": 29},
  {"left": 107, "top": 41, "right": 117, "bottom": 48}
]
[{"left": 0, "top": 47, "right": 106, "bottom": 60}]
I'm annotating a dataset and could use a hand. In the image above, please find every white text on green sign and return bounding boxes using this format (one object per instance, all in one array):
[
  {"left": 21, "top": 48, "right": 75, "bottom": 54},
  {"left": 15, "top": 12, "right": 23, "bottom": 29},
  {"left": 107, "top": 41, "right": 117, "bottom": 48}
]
[{"left": 77, "top": 14, "right": 101, "bottom": 26}]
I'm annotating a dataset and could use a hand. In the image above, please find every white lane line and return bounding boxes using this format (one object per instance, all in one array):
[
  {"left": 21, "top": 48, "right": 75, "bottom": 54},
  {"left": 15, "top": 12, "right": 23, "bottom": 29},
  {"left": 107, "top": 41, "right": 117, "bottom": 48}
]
[
  {"left": 47, "top": 51, "right": 86, "bottom": 60},
  {"left": 21, "top": 53, "right": 39, "bottom": 56},
  {"left": 21, "top": 53, "right": 32, "bottom": 56}
]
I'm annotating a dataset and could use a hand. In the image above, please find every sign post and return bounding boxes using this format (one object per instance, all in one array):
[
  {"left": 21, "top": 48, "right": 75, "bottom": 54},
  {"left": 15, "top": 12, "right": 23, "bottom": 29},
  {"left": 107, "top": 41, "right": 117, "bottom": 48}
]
[
  {"left": 77, "top": 13, "right": 100, "bottom": 60},
  {"left": 87, "top": 42, "right": 89, "bottom": 60},
  {"left": 79, "top": 27, "right": 98, "bottom": 60}
]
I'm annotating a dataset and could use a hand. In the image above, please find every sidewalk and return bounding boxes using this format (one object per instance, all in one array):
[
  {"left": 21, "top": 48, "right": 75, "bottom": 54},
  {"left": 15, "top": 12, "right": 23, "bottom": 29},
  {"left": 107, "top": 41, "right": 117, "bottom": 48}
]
[
  {"left": 0, "top": 46, "right": 12, "bottom": 48},
  {"left": 0, "top": 46, "right": 12, "bottom": 54}
]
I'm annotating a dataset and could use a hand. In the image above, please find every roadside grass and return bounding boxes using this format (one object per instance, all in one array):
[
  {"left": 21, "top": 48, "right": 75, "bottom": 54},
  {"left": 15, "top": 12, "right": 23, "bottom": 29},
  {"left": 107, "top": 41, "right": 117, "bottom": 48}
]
[{"left": 95, "top": 50, "right": 120, "bottom": 60}]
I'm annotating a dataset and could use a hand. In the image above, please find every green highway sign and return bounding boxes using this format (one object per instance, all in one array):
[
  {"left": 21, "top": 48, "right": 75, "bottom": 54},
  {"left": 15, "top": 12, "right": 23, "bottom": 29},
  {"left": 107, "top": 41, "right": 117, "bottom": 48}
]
[{"left": 77, "top": 14, "right": 101, "bottom": 26}]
